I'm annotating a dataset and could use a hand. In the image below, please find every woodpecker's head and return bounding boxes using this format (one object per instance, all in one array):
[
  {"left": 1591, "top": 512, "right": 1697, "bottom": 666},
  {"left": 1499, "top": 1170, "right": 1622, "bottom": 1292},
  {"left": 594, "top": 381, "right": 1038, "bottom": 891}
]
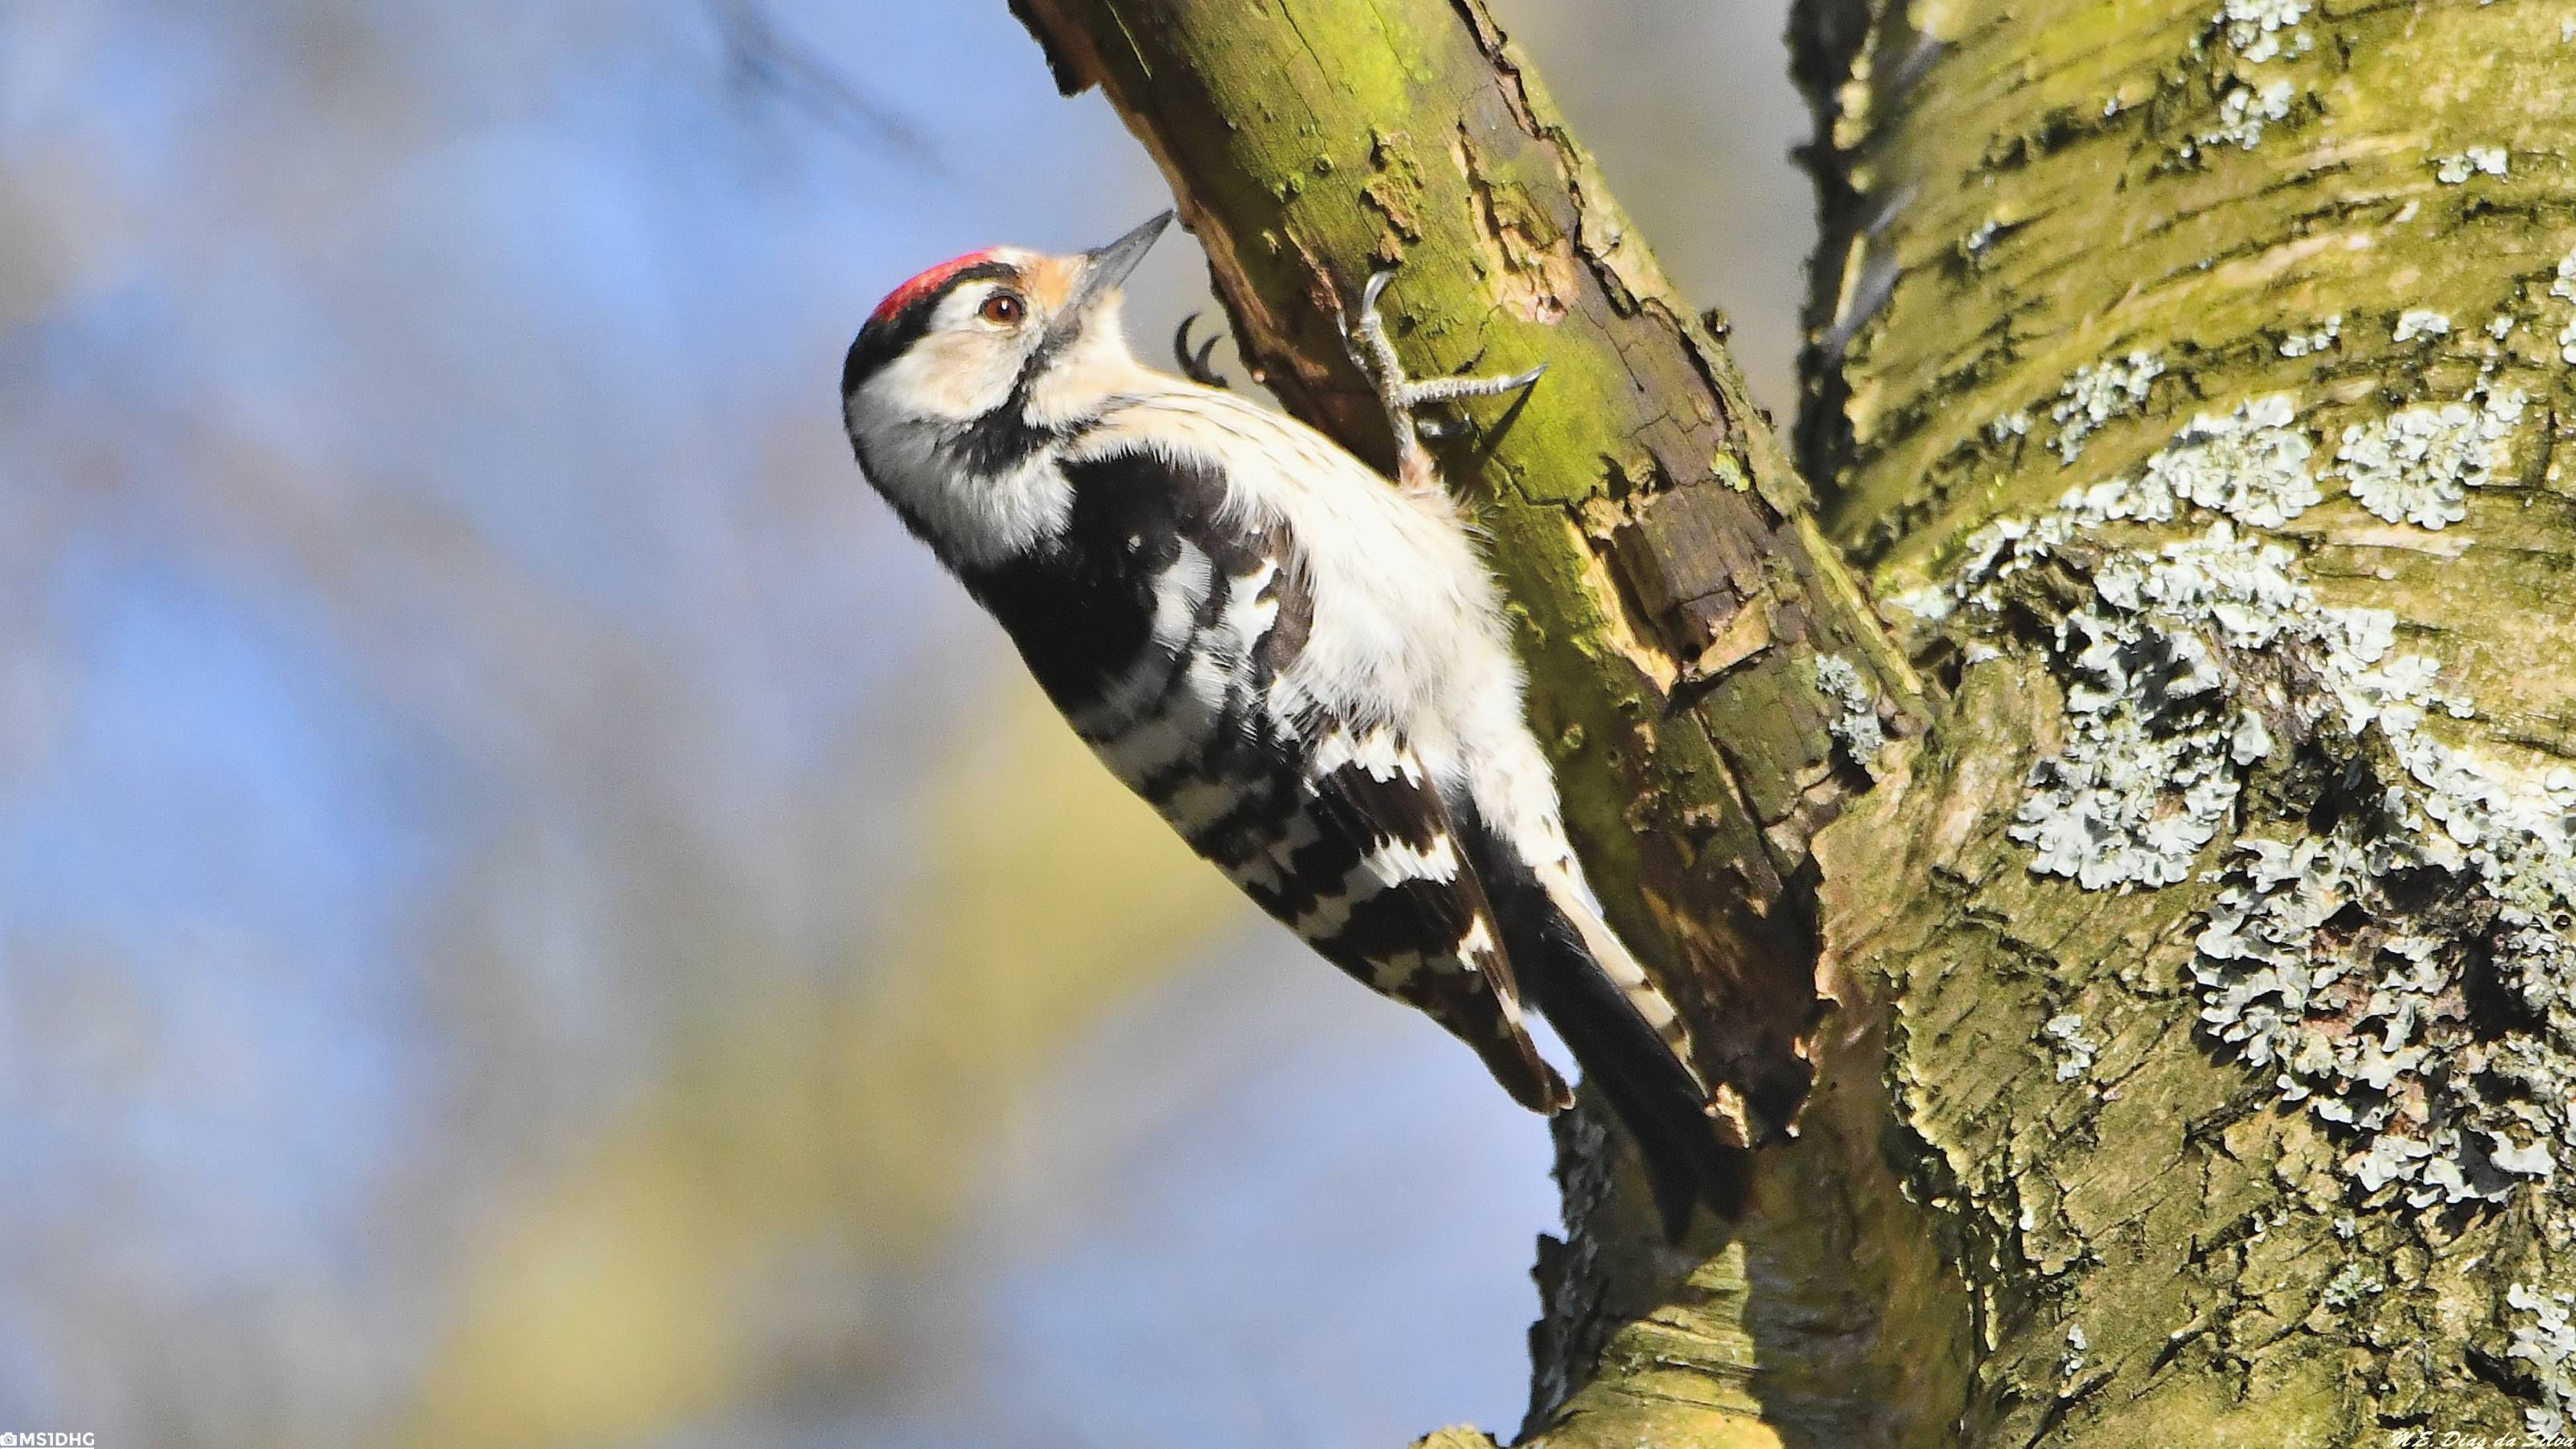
[
  {"left": 843, "top": 211, "right": 1168, "bottom": 511},
  {"left": 842, "top": 211, "right": 1171, "bottom": 564}
]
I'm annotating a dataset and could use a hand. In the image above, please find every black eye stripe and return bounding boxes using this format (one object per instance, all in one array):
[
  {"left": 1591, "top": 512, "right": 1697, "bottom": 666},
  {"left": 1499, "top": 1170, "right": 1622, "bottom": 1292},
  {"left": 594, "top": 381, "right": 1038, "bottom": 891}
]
[{"left": 843, "top": 261, "right": 1025, "bottom": 396}]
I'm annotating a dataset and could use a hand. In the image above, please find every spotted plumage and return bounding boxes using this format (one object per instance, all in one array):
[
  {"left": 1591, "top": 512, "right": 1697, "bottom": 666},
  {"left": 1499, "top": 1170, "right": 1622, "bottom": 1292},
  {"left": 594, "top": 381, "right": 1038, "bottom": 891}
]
[{"left": 843, "top": 213, "right": 1740, "bottom": 1231}]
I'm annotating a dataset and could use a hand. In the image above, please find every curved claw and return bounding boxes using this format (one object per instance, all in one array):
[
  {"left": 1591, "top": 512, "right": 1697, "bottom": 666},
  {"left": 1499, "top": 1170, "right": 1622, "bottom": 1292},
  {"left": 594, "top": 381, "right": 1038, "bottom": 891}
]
[
  {"left": 1172, "top": 313, "right": 1230, "bottom": 389},
  {"left": 1340, "top": 267, "right": 1403, "bottom": 383},
  {"left": 1360, "top": 266, "right": 1395, "bottom": 315}
]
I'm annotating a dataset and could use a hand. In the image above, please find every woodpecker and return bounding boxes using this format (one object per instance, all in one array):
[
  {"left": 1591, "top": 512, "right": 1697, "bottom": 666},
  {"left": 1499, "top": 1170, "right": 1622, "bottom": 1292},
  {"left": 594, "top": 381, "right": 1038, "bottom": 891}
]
[{"left": 843, "top": 211, "right": 1740, "bottom": 1230}]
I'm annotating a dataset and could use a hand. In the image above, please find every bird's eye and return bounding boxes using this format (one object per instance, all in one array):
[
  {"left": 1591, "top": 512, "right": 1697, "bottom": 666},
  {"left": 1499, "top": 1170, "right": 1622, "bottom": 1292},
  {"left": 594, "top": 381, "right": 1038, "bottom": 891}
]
[{"left": 979, "top": 292, "right": 1025, "bottom": 326}]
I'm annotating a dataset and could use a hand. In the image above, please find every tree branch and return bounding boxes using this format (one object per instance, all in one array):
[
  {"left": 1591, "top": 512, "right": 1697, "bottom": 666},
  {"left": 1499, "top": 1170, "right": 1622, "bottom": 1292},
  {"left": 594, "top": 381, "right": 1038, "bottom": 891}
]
[{"left": 1006, "top": 2, "right": 1962, "bottom": 1443}]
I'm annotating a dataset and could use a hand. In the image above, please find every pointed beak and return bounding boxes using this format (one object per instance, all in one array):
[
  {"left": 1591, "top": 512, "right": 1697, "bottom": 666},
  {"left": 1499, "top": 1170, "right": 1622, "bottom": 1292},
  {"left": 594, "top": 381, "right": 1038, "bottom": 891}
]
[{"left": 1068, "top": 210, "right": 1172, "bottom": 314}]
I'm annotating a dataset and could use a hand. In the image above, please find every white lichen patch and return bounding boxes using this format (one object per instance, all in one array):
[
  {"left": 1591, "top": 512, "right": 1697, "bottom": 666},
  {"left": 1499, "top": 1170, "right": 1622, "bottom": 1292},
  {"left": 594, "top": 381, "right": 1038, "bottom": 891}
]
[
  {"left": 2196, "top": 80, "right": 2297, "bottom": 153},
  {"left": 2279, "top": 314, "right": 2341, "bottom": 357},
  {"left": 2175, "top": 1, "right": 2310, "bottom": 162},
  {"left": 2509, "top": 1283, "right": 2576, "bottom": 1435},
  {"left": 2319, "top": 1261, "right": 2383, "bottom": 1310},
  {"left": 1989, "top": 410, "right": 2033, "bottom": 445},
  {"left": 2143, "top": 394, "right": 2321, "bottom": 527},
  {"left": 2391, "top": 309, "right": 2452, "bottom": 343},
  {"left": 1888, "top": 582, "right": 1956, "bottom": 624},
  {"left": 1951, "top": 399, "right": 2323, "bottom": 889},
  {"left": 2000, "top": 523, "right": 2312, "bottom": 889},
  {"left": 2045, "top": 1013, "right": 2102, "bottom": 1082},
  {"left": 1942, "top": 391, "right": 2576, "bottom": 1213},
  {"left": 1817, "top": 654, "right": 1888, "bottom": 771},
  {"left": 2434, "top": 146, "right": 2509, "bottom": 183},
  {"left": 2330, "top": 385, "right": 2526, "bottom": 529},
  {"left": 2219, "top": 0, "right": 2310, "bottom": 61},
  {"left": 2193, "top": 757, "right": 2576, "bottom": 1209},
  {"left": 2048, "top": 351, "right": 2164, "bottom": 464}
]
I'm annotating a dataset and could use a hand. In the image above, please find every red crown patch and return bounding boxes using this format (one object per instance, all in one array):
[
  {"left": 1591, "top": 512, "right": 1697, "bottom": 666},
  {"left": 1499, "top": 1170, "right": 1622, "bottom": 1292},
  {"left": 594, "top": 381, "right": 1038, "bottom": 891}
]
[{"left": 869, "top": 248, "right": 1005, "bottom": 328}]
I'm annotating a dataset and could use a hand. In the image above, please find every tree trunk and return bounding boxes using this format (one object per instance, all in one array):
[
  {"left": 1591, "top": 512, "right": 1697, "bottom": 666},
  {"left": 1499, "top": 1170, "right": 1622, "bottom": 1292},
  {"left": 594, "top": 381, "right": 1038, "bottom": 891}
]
[
  {"left": 1008, "top": 0, "right": 2576, "bottom": 1443},
  {"left": 1795, "top": 0, "right": 2576, "bottom": 1440}
]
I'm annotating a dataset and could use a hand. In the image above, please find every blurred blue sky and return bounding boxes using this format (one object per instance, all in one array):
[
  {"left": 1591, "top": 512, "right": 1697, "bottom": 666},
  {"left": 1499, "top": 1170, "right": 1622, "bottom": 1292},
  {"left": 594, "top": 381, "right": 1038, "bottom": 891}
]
[{"left": 0, "top": 2, "right": 1807, "bottom": 1444}]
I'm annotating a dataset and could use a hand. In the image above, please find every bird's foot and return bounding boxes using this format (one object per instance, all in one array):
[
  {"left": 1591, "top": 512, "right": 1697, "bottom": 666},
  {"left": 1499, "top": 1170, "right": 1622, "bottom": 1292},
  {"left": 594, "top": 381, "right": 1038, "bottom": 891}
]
[{"left": 1337, "top": 269, "right": 1543, "bottom": 488}]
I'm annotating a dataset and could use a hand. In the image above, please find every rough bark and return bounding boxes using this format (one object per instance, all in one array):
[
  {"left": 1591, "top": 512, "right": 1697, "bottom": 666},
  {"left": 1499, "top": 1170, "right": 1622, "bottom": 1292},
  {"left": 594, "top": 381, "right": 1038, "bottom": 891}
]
[
  {"left": 1008, "top": 0, "right": 2576, "bottom": 1444},
  {"left": 1795, "top": 0, "right": 2576, "bottom": 1441}
]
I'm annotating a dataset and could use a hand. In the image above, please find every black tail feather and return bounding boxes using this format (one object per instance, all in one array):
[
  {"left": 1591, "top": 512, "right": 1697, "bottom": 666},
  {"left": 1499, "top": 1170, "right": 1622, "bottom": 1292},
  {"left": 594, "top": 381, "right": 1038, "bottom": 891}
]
[
  {"left": 1458, "top": 817, "right": 1746, "bottom": 1238},
  {"left": 1516, "top": 900, "right": 1748, "bottom": 1238}
]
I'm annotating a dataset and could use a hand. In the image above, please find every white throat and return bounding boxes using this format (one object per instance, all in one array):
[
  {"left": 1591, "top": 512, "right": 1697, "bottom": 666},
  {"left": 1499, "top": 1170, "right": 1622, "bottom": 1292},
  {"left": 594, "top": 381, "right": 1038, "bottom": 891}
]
[
  {"left": 847, "top": 376, "right": 1074, "bottom": 569},
  {"left": 847, "top": 298, "right": 1164, "bottom": 569}
]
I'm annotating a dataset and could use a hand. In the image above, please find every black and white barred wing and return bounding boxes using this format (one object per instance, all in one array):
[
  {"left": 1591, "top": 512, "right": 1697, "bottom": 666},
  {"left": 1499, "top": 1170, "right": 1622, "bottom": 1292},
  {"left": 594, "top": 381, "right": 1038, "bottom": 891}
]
[
  {"left": 1017, "top": 441, "right": 1568, "bottom": 1114},
  {"left": 1219, "top": 720, "right": 1571, "bottom": 1114}
]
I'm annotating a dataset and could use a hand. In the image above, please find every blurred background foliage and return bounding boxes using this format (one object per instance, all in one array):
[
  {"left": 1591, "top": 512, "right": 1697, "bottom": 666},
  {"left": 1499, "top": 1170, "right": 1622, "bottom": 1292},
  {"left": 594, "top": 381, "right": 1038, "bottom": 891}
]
[{"left": 0, "top": 1, "right": 1806, "bottom": 1444}]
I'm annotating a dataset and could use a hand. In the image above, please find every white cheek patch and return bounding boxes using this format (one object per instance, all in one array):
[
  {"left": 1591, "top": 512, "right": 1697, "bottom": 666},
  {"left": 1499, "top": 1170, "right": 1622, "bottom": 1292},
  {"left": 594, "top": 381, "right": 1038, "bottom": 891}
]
[
  {"left": 844, "top": 271, "right": 1107, "bottom": 568},
  {"left": 896, "top": 318, "right": 1033, "bottom": 421},
  {"left": 1021, "top": 298, "right": 1135, "bottom": 429}
]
